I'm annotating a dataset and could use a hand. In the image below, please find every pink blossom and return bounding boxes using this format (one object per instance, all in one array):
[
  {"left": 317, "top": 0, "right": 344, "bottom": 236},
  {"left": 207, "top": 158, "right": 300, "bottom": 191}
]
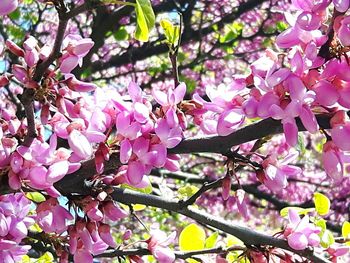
[
  {"left": 65, "top": 75, "right": 97, "bottom": 92},
  {"left": 0, "top": 0, "right": 18, "bottom": 16},
  {"left": 222, "top": 176, "right": 231, "bottom": 201},
  {"left": 36, "top": 198, "right": 73, "bottom": 234},
  {"left": 59, "top": 34, "right": 94, "bottom": 74},
  {"left": 155, "top": 119, "right": 182, "bottom": 148},
  {"left": 147, "top": 225, "right": 176, "bottom": 263},
  {"left": 260, "top": 152, "right": 301, "bottom": 192},
  {"left": 331, "top": 124, "right": 350, "bottom": 151},
  {"left": 336, "top": 16, "right": 350, "bottom": 46},
  {"left": 102, "top": 201, "right": 128, "bottom": 221},
  {"left": 322, "top": 141, "right": 346, "bottom": 182},
  {"left": 152, "top": 82, "right": 186, "bottom": 128},
  {"left": 284, "top": 208, "right": 321, "bottom": 250}
]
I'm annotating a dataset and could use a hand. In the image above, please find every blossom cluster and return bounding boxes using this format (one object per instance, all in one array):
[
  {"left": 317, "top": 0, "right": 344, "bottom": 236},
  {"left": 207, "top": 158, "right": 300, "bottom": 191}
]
[
  {"left": 0, "top": 194, "right": 33, "bottom": 262},
  {"left": 1, "top": 28, "right": 186, "bottom": 262},
  {"left": 1, "top": 0, "right": 350, "bottom": 261},
  {"left": 187, "top": 0, "right": 350, "bottom": 192}
]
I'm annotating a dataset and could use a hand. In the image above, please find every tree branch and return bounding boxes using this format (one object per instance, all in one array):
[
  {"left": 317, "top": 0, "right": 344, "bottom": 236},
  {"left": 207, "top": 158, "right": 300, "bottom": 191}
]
[{"left": 111, "top": 187, "right": 331, "bottom": 263}]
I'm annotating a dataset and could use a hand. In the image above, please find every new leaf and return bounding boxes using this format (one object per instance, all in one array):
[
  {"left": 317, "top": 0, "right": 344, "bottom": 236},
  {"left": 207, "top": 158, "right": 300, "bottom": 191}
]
[{"left": 135, "top": 0, "right": 155, "bottom": 42}]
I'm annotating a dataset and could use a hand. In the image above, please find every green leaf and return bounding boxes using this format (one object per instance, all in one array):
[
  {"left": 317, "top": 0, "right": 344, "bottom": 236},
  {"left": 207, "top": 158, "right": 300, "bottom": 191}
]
[
  {"left": 179, "top": 75, "right": 196, "bottom": 93},
  {"left": 205, "top": 232, "right": 218, "bottom": 248},
  {"left": 114, "top": 27, "right": 129, "bottom": 41},
  {"left": 276, "top": 21, "right": 289, "bottom": 32},
  {"left": 314, "top": 218, "right": 327, "bottom": 232},
  {"left": 26, "top": 192, "right": 46, "bottom": 203},
  {"left": 280, "top": 207, "right": 313, "bottom": 217},
  {"left": 342, "top": 221, "right": 350, "bottom": 238},
  {"left": 179, "top": 223, "right": 206, "bottom": 251},
  {"left": 121, "top": 181, "right": 153, "bottom": 194},
  {"left": 320, "top": 229, "right": 335, "bottom": 248},
  {"left": 296, "top": 134, "right": 306, "bottom": 155},
  {"left": 178, "top": 185, "right": 199, "bottom": 199},
  {"left": 135, "top": 0, "right": 155, "bottom": 42},
  {"left": 37, "top": 252, "right": 54, "bottom": 263},
  {"left": 160, "top": 18, "right": 180, "bottom": 46},
  {"left": 9, "top": 8, "right": 21, "bottom": 20},
  {"left": 313, "top": 192, "right": 330, "bottom": 216}
]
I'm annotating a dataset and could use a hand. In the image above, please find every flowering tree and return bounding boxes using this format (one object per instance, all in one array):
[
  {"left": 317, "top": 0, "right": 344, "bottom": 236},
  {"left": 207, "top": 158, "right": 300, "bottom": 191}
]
[{"left": 1, "top": 0, "right": 350, "bottom": 262}]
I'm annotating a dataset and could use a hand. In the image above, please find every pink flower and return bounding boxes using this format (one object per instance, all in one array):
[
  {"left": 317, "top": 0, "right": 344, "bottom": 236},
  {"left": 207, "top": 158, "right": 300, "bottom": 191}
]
[
  {"left": 60, "top": 34, "right": 94, "bottom": 74},
  {"left": 260, "top": 152, "right": 301, "bottom": 192},
  {"left": 336, "top": 16, "right": 350, "bottom": 46},
  {"left": 284, "top": 209, "right": 321, "bottom": 250},
  {"left": 270, "top": 75, "right": 318, "bottom": 146},
  {"left": 65, "top": 75, "right": 97, "bottom": 92},
  {"left": 147, "top": 225, "right": 176, "bottom": 263},
  {"left": 322, "top": 141, "right": 345, "bottom": 182},
  {"left": 152, "top": 82, "right": 186, "bottom": 128},
  {"left": 222, "top": 176, "right": 231, "bottom": 201},
  {"left": 155, "top": 119, "right": 182, "bottom": 148},
  {"left": 102, "top": 201, "right": 128, "bottom": 221},
  {"left": 36, "top": 198, "right": 73, "bottom": 234},
  {"left": 0, "top": 0, "right": 18, "bottom": 16},
  {"left": 331, "top": 123, "right": 350, "bottom": 151},
  {"left": 5, "top": 39, "right": 24, "bottom": 57}
]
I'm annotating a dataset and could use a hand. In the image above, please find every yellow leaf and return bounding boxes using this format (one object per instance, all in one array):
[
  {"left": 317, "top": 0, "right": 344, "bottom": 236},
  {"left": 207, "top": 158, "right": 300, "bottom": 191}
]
[
  {"left": 280, "top": 207, "right": 313, "bottom": 217},
  {"left": 26, "top": 192, "right": 46, "bottom": 203},
  {"left": 20, "top": 255, "right": 31, "bottom": 263},
  {"left": 225, "top": 235, "right": 243, "bottom": 247},
  {"left": 179, "top": 223, "right": 206, "bottom": 251},
  {"left": 342, "top": 221, "right": 350, "bottom": 238},
  {"left": 29, "top": 223, "right": 42, "bottom": 233},
  {"left": 132, "top": 204, "right": 146, "bottom": 211},
  {"left": 313, "top": 192, "right": 330, "bottom": 216}
]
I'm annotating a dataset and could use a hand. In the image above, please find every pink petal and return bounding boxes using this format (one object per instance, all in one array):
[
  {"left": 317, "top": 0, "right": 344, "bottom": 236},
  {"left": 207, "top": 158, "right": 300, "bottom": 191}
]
[
  {"left": 283, "top": 119, "right": 298, "bottom": 146},
  {"left": 288, "top": 232, "right": 308, "bottom": 250},
  {"left": 267, "top": 68, "right": 290, "bottom": 87},
  {"left": 68, "top": 130, "right": 92, "bottom": 159},
  {"left": 217, "top": 110, "right": 244, "bottom": 136},
  {"left": 60, "top": 55, "right": 79, "bottom": 74},
  {"left": 300, "top": 105, "right": 318, "bottom": 133},
  {"left": 132, "top": 137, "right": 150, "bottom": 158},
  {"left": 270, "top": 104, "right": 285, "bottom": 120},
  {"left": 285, "top": 75, "right": 306, "bottom": 102},
  {"left": 174, "top": 82, "right": 186, "bottom": 104},
  {"left": 28, "top": 166, "right": 49, "bottom": 189},
  {"left": 322, "top": 150, "right": 343, "bottom": 181},
  {"left": 120, "top": 139, "right": 132, "bottom": 164},
  {"left": 65, "top": 75, "right": 97, "bottom": 92},
  {"left": 74, "top": 249, "right": 93, "bottom": 263},
  {"left": 288, "top": 208, "right": 301, "bottom": 226},
  {"left": 98, "top": 224, "right": 117, "bottom": 247},
  {"left": 0, "top": 0, "right": 18, "bottom": 16},
  {"left": 0, "top": 213, "right": 9, "bottom": 236},
  {"left": 331, "top": 125, "right": 350, "bottom": 151},
  {"left": 134, "top": 102, "right": 149, "bottom": 123},
  {"left": 47, "top": 161, "right": 69, "bottom": 183},
  {"left": 296, "top": 11, "right": 321, "bottom": 31},
  {"left": 313, "top": 80, "right": 339, "bottom": 106},
  {"left": 127, "top": 161, "right": 145, "bottom": 185},
  {"left": 72, "top": 39, "right": 94, "bottom": 56},
  {"left": 153, "top": 89, "right": 168, "bottom": 106},
  {"left": 333, "top": 0, "right": 350, "bottom": 12},
  {"left": 276, "top": 26, "right": 301, "bottom": 48},
  {"left": 152, "top": 246, "right": 175, "bottom": 263},
  {"left": 128, "top": 82, "right": 142, "bottom": 102}
]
